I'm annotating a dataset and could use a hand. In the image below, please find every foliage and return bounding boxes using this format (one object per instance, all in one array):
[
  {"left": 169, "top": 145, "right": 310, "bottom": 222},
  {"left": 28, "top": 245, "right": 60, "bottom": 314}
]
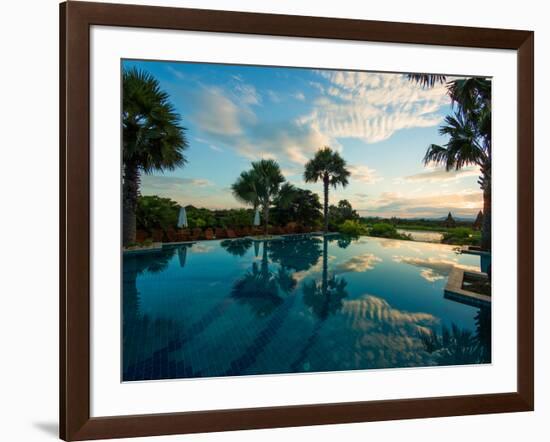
[
  {"left": 123, "top": 68, "right": 188, "bottom": 173},
  {"left": 418, "top": 322, "right": 490, "bottom": 365},
  {"left": 218, "top": 208, "right": 254, "bottom": 228},
  {"left": 136, "top": 195, "right": 179, "bottom": 232},
  {"left": 185, "top": 206, "right": 216, "bottom": 229},
  {"left": 417, "top": 76, "right": 492, "bottom": 250},
  {"left": 361, "top": 216, "right": 476, "bottom": 233},
  {"left": 304, "top": 147, "right": 351, "bottom": 232},
  {"left": 338, "top": 220, "right": 367, "bottom": 236},
  {"left": 122, "top": 67, "right": 188, "bottom": 245},
  {"left": 441, "top": 227, "right": 480, "bottom": 246},
  {"left": 271, "top": 188, "right": 322, "bottom": 227},
  {"left": 368, "top": 223, "right": 411, "bottom": 240},
  {"left": 328, "top": 200, "right": 359, "bottom": 229},
  {"left": 232, "top": 159, "right": 296, "bottom": 234}
]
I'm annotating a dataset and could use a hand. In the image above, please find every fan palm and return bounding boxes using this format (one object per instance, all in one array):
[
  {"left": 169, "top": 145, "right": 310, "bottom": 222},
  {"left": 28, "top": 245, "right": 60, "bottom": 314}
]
[
  {"left": 232, "top": 159, "right": 296, "bottom": 235},
  {"left": 408, "top": 74, "right": 491, "bottom": 250},
  {"left": 423, "top": 78, "right": 492, "bottom": 249},
  {"left": 122, "top": 67, "right": 188, "bottom": 246},
  {"left": 407, "top": 73, "right": 447, "bottom": 88},
  {"left": 304, "top": 147, "right": 350, "bottom": 233}
]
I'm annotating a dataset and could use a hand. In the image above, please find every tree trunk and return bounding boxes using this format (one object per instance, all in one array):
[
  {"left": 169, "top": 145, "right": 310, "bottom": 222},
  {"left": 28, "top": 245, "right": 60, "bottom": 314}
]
[
  {"left": 261, "top": 240, "right": 269, "bottom": 276},
  {"left": 122, "top": 162, "right": 140, "bottom": 246},
  {"left": 323, "top": 175, "right": 329, "bottom": 233},
  {"left": 263, "top": 203, "right": 269, "bottom": 236},
  {"left": 481, "top": 184, "right": 491, "bottom": 251},
  {"left": 322, "top": 236, "right": 328, "bottom": 297}
]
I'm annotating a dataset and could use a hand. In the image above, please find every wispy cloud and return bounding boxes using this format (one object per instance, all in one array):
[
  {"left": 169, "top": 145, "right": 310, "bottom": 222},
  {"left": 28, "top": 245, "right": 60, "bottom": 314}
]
[
  {"left": 267, "top": 90, "right": 281, "bottom": 103},
  {"left": 142, "top": 175, "right": 213, "bottom": 190},
  {"left": 192, "top": 84, "right": 334, "bottom": 165},
  {"left": 306, "top": 72, "right": 450, "bottom": 143},
  {"left": 348, "top": 164, "right": 383, "bottom": 184},
  {"left": 398, "top": 165, "right": 480, "bottom": 183},
  {"left": 361, "top": 189, "right": 482, "bottom": 218},
  {"left": 233, "top": 81, "right": 262, "bottom": 106}
]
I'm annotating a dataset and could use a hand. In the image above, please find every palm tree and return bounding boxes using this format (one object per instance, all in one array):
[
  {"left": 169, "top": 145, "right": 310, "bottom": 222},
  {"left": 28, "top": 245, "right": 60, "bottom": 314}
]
[
  {"left": 409, "top": 75, "right": 492, "bottom": 250},
  {"left": 122, "top": 67, "right": 188, "bottom": 246},
  {"left": 424, "top": 90, "right": 491, "bottom": 248},
  {"left": 407, "top": 73, "right": 447, "bottom": 88},
  {"left": 232, "top": 159, "right": 295, "bottom": 235},
  {"left": 304, "top": 147, "right": 350, "bottom": 233}
]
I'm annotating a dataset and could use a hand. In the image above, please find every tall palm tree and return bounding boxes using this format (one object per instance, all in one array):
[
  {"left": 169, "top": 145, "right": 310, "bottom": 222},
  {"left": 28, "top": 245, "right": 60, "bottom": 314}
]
[
  {"left": 409, "top": 74, "right": 492, "bottom": 250},
  {"left": 424, "top": 79, "right": 491, "bottom": 250},
  {"left": 232, "top": 159, "right": 295, "bottom": 235},
  {"left": 304, "top": 147, "right": 350, "bottom": 233},
  {"left": 122, "top": 67, "right": 188, "bottom": 246}
]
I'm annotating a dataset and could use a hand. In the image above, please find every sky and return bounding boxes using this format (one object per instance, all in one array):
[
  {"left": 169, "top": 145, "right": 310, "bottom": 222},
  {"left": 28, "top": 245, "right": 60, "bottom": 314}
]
[{"left": 123, "top": 59, "right": 484, "bottom": 219}]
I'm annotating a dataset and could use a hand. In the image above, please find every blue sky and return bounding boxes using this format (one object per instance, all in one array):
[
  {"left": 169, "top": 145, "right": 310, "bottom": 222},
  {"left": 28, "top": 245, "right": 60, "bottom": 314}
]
[{"left": 123, "top": 59, "right": 483, "bottom": 218}]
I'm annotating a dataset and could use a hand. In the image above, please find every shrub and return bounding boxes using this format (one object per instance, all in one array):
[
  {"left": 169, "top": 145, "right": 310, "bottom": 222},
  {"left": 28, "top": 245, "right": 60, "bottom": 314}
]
[
  {"left": 441, "top": 227, "right": 480, "bottom": 245},
  {"left": 368, "top": 223, "right": 411, "bottom": 240},
  {"left": 136, "top": 195, "right": 179, "bottom": 232},
  {"left": 339, "top": 220, "right": 367, "bottom": 236}
]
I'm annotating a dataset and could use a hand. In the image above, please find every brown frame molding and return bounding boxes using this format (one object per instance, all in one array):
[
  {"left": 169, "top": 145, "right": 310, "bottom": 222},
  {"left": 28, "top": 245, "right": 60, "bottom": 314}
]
[{"left": 60, "top": 1, "right": 534, "bottom": 440}]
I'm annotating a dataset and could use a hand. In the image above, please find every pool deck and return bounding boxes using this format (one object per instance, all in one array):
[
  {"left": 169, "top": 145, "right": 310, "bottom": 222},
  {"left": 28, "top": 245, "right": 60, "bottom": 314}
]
[
  {"left": 444, "top": 267, "right": 491, "bottom": 307},
  {"left": 460, "top": 245, "right": 491, "bottom": 257}
]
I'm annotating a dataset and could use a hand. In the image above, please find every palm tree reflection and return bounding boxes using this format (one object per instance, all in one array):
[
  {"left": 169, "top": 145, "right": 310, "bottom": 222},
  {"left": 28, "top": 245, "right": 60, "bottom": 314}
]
[
  {"left": 418, "top": 306, "right": 491, "bottom": 365},
  {"left": 268, "top": 236, "right": 322, "bottom": 271},
  {"left": 231, "top": 241, "right": 297, "bottom": 317},
  {"left": 220, "top": 238, "right": 253, "bottom": 257},
  {"left": 292, "top": 237, "right": 348, "bottom": 371}
]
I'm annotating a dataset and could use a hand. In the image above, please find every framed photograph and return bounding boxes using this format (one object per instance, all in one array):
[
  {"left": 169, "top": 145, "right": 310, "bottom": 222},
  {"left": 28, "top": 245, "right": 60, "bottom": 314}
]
[{"left": 60, "top": 1, "right": 534, "bottom": 440}]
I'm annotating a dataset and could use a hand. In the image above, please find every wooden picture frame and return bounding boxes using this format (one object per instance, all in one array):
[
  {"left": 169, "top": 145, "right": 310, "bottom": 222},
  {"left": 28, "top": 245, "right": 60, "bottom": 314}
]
[{"left": 60, "top": 1, "right": 534, "bottom": 440}]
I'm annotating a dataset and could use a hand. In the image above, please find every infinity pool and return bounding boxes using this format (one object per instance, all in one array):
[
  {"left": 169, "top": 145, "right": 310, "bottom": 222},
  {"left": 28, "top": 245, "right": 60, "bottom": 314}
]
[{"left": 122, "top": 234, "right": 490, "bottom": 381}]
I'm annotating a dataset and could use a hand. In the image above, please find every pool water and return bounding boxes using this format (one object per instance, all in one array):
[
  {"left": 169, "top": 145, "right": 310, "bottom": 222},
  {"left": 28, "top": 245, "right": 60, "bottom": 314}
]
[{"left": 122, "top": 234, "right": 491, "bottom": 381}]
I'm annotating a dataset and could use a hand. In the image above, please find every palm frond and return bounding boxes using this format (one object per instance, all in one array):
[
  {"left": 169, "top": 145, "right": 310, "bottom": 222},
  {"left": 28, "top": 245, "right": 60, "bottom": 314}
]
[{"left": 407, "top": 73, "right": 447, "bottom": 88}]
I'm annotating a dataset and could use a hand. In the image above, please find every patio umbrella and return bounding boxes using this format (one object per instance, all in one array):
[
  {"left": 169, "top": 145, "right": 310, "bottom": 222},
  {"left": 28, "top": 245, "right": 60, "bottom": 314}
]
[
  {"left": 253, "top": 207, "right": 260, "bottom": 226},
  {"left": 254, "top": 241, "right": 260, "bottom": 257},
  {"left": 177, "top": 206, "right": 188, "bottom": 228}
]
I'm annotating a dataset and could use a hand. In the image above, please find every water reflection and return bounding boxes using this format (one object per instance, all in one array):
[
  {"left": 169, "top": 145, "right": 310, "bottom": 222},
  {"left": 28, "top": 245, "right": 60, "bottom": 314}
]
[
  {"left": 220, "top": 238, "right": 253, "bottom": 257},
  {"left": 231, "top": 241, "right": 297, "bottom": 317},
  {"left": 123, "top": 234, "right": 491, "bottom": 380},
  {"left": 291, "top": 237, "right": 348, "bottom": 371},
  {"left": 393, "top": 255, "right": 479, "bottom": 282},
  {"left": 269, "top": 236, "right": 322, "bottom": 271},
  {"left": 335, "top": 253, "right": 382, "bottom": 273}
]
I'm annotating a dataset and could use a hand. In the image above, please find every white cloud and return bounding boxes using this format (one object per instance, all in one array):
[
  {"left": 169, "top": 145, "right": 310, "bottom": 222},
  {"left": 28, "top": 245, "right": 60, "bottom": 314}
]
[
  {"left": 348, "top": 164, "right": 383, "bottom": 184},
  {"left": 293, "top": 91, "right": 306, "bottom": 101},
  {"left": 363, "top": 189, "right": 482, "bottom": 218},
  {"left": 308, "top": 72, "right": 450, "bottom": 143},
  {"left": 141, "top": 175, "right": 213, "bottom": 190},
  {"left": 233, "top": 81, "right": 262, "bottom": 106},
  {"left": 193, "top": 86, "right": 249, "bottom": 136},
  {"left": 193, "top": 87, "right": 335, "bottom": 164},
  {"left": 392, "top": 256, "right": 479, "bottom": 281},
  {"left": 267, "top": 90, "right": 281, "bottom": 103},
  {"left": 335, "top": 253, "right": 383, "bottom": 273},
  {"left": 399, "top": 165, "right": 480, "bottom": 183}
]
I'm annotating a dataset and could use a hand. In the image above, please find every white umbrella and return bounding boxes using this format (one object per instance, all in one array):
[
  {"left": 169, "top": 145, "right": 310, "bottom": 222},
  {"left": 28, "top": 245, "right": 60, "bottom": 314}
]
[
  {"left": 177, "top": 206, "right": 188, "bottom": 228},
  {"left": 253, "top": 207, "right": 260, "bottom": 226}
]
